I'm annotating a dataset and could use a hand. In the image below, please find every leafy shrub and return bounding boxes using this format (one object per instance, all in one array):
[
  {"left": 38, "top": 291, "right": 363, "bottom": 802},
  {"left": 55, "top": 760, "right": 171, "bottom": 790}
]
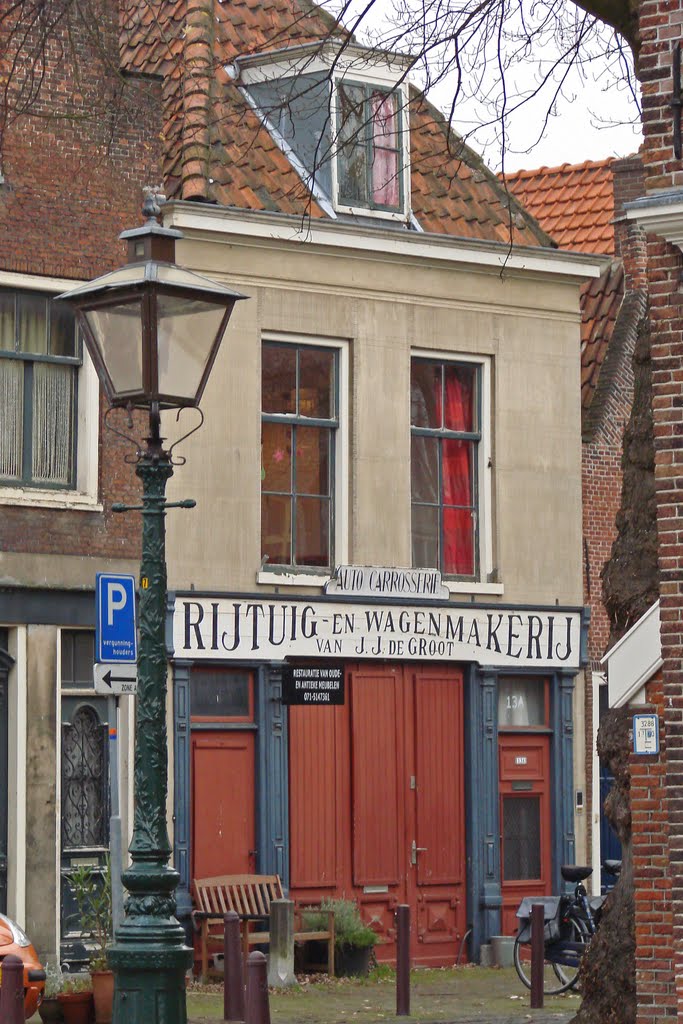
[{"left": 302, "top": 898, "right": 377, "bottom": 951}]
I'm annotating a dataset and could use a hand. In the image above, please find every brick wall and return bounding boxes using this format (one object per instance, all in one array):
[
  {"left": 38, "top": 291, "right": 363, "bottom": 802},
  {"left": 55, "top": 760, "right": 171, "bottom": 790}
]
[
  {"left": 0, "top": 2, "right": 163, "bottom": 561},
  {"left": 581, "top": 154, "right": 645, "bottom": 858},
  {"left": 631, "top": 0, "right": 683, "bottom": 1013},
  {"left": 631, "top": 673, "right": 677, "bottom": 1021}
]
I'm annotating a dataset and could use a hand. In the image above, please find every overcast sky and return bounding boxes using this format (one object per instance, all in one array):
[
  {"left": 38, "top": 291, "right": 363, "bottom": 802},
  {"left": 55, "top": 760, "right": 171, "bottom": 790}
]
[{"left": 342, "top": 0, "right": 643, "bottom": 174}]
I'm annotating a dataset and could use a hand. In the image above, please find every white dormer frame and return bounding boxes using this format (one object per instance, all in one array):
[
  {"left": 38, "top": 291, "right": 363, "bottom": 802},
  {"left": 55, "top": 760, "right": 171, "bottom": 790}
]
[
  {"left": 330, "top": 76, "right": 411, "bottom": 222},
  {"left": 234, "top": 40, "right": 415, "bottom": 222}
]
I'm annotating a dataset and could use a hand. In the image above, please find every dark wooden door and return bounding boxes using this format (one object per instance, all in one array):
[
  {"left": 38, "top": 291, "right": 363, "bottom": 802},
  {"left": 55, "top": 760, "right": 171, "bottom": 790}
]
[
  {"left": 498, "top": 735, "right": 552, "bottom": 934},
  {"left": 191, "top": 733, "right": 256, "bottom": 878},
  {"left": 0, "top": 648, "right": 11, "bottom": 915}
]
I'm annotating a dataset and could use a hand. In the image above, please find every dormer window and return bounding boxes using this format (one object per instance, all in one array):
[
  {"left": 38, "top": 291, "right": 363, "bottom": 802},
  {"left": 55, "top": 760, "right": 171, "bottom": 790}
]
[
  {"left": 236, "top": 41, "right": 414, "bottom": 223},
  {"left": 336, "top": 83, "right": 404, "bottom": 214}
]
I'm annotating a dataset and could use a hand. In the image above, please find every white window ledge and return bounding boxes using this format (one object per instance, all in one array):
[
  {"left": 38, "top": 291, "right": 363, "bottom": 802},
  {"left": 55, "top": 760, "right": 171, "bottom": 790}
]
[
  {"left": 257, "top": 570, "right": 330, "bottom": 588},
  {"left": 0, "top": 487, "right": 103, "bottom": 512},
  {"left": 257, "top": 568, "right": 505, "bottom": 596},
  {"left": 445, "top": 580, "right": 505, "bottom": 596}
]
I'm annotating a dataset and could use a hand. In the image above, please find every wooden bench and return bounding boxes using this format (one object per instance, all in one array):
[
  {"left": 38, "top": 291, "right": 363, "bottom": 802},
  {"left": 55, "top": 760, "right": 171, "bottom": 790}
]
[{"left": 192, "top": 873, "right": 335, "bottom": 982}]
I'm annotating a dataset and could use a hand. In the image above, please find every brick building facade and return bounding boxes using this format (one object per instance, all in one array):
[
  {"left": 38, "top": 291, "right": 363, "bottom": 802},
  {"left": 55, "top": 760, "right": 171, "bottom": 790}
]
[
  {"left": 613, "top": 2, "right": 683, "bottom": 1017},
  {"left": 0, "top": 3, "right": 161, "bottom": 958}
]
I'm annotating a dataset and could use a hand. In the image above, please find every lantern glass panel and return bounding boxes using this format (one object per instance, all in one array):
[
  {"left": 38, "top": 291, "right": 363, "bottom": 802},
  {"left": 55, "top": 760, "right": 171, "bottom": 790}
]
[
  {"left": 83, "top": 300, "right": 144, "bottom": 396},
  {"left": 156, "top": 294, "right": 227, "bottom": 402}
]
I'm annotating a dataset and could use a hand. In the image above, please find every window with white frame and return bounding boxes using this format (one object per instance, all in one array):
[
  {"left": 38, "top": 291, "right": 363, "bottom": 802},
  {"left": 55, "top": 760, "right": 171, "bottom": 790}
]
[
  {"left": 261, "top": 340, "right": 339, "bottom": 570},
  {"left": 410, "top": 356, "right": 484, "bottom": 579},
  {"left": 0, "top": 288, "right": 81, "bottom": 488},
  {"left": 334, "top": 81, "right": 407, "bottom": 216}
]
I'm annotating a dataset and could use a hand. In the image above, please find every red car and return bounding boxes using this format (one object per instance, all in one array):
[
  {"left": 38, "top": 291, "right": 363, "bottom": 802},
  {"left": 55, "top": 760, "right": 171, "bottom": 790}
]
[{"left": 0, "top": 913, "right": 46, "bottom": 1019}]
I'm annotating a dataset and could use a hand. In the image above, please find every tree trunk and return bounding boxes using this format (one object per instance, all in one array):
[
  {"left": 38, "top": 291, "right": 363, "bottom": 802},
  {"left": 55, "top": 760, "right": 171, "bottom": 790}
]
[{"left": 571, "top": 708, "right": 634, "bottom": 1024}]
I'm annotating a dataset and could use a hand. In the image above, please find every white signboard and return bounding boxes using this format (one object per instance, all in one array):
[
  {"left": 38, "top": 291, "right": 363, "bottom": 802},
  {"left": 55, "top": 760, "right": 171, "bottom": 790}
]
[
  {"left": 94, "top": 662, "right": 138, "bottom": 696},
  {"left": 172, "top": 596, "right": 582, "bottom": 669},
  {"left": 633, "top": 713, "right": 659, "bottom": 755},
  {"left": 324, "top": 565, "right": 449, "bottom": 601}
]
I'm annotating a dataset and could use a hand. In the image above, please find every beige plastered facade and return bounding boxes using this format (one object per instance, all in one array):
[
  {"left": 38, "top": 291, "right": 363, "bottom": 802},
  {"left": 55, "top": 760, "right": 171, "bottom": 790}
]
[{"left": 161, "top": 205, "right": 595, "bottom": 867}]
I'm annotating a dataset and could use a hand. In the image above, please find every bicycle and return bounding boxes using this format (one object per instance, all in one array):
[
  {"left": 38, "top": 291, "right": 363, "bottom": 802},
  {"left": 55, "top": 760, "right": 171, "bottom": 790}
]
[{"left": 513, "top": 859, "right": 621, "bottom": 995}]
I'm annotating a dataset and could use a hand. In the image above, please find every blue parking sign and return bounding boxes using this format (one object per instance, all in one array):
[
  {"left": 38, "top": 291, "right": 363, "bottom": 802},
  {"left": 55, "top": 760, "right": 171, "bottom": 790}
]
[{"left": 96, "top": 573, "right": 138, "bottom": 663}]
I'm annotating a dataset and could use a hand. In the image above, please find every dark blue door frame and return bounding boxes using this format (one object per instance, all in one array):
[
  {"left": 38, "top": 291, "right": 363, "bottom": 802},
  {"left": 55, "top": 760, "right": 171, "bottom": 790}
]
[
  {"left": 466, "top": 667, "right": 576, "bottom": 960},
  {"left": 0, "top": 648, "right": 12, "bottom": 915},
  {"left": 172, "top": 661, "right": 290, "bottom": 941}
]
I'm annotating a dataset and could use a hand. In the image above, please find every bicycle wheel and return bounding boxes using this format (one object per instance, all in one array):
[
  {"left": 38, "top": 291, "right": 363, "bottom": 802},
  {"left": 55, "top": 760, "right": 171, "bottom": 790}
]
[
  {"left": 551, "top": 912, "right": 589, "bottom": 992},
  {"left": 513, "top": 914, "right": 586, "bottom": 997}
]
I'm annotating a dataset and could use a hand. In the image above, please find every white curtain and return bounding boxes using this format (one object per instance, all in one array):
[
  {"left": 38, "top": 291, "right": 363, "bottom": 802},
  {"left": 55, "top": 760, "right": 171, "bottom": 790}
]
[
  {"left": 32, "top": 362, "right": 74, "bottom": 484},
  {"left": 0, "top": 358, "right": 23, "bottom": 479}
]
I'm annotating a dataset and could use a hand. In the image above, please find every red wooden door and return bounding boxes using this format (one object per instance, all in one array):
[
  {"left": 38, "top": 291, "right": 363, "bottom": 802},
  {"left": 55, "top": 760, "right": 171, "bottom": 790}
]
[
  {"left": 498, "top": 734, "right": 552, "bottom": 935},
  {"left": 406, "top": 666, "right": 466, "bottom": 963},
  {"left": 191, "top": 732, "right": 256, "bottom": 878}
]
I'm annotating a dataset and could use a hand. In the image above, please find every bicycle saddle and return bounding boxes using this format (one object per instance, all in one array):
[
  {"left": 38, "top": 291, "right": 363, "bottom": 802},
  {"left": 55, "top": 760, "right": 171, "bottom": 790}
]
[
  {"left": 603, "top": 859, "right": 622, "bottom": 876},
  {"left": 561, "top": 864, "right": 593, "bottom": 883}
]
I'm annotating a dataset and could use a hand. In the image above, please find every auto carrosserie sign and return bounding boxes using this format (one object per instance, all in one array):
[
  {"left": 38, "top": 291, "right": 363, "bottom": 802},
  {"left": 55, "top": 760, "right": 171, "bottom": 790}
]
[{"left": 173, "top": 596, "right": 582, "bottom": 669}]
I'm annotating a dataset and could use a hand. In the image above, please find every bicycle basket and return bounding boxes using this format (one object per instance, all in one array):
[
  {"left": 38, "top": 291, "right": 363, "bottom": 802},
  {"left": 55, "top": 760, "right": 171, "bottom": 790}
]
[{"left": 515, "top": 896, "right": 563, "bottom": 943}]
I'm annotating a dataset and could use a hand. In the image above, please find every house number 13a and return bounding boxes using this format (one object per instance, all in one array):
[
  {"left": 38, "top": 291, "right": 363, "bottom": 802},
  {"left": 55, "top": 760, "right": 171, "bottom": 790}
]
[{"left": 506, "top": 695, "right": 525, "bottom": 709}]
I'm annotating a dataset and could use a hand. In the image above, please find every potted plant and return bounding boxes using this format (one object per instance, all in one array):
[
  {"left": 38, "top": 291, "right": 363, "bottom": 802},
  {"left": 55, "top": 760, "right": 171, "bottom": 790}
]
[
  {"left": 303, "top": 898, "right": 377, "bottom": 977},
  {"left": 69, "top": 860, "right": 113, "bottom": 1024},
  {"left": 57, "top": 974, "right": 93, "bottom": 1024},
  {"left": 38, "top": 963, "right": 65, "bottom": 1023}
]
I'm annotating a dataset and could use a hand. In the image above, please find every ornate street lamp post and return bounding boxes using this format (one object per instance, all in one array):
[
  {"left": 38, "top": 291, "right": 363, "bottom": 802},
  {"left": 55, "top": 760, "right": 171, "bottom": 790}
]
[{"left": 59, "top": 196, "right": 246, "bottom": 1024}]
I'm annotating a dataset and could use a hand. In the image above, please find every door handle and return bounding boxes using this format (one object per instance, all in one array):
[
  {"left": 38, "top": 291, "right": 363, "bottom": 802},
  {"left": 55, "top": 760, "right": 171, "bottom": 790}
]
[{"left": 411, "top": 840, "right": 428, "bottom": 865}]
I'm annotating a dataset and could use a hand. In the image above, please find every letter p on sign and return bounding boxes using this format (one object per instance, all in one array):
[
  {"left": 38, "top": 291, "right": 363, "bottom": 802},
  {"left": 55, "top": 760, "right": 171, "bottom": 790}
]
[
  {"left": 107, "top": 583, "right": 128, "bottom": 626},
  {"left": 96, "top": 573, "right": 138, "bottom": 663}
]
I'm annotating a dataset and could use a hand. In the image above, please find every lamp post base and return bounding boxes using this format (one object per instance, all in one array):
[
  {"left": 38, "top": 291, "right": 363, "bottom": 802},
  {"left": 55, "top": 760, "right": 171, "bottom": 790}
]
[{"left": 109, "top": 925, "right": 192, "bottom": 1024}]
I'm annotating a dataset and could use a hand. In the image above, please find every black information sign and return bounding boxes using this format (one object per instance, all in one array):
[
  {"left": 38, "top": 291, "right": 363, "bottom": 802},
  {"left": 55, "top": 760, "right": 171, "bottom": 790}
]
[{"left": 282, "top": 664, "right": 345, "bottom": 705}]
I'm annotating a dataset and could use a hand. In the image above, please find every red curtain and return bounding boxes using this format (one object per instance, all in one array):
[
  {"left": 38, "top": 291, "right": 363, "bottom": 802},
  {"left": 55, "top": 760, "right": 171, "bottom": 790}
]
[{"left": 438, "top": 369, "right": 474, "bottom": 575}]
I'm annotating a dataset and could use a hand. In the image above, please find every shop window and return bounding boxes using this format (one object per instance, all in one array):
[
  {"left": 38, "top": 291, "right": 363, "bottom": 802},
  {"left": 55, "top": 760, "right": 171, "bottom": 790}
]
[
  {"left": 0, "top": 288, "right": 81, "bottom": 488},
  {"left": 334, "top": 82, "right": 406, "bottom": 216},
  {"left": 497, "top": 677, "right": 547, "bottom": 728},
  {"left": 191, "top": 667, "right": 253, "bottom": 722},
  {"left": 261, "top": 341, "right": 338, "bottom": 570},
  {"left": 411, "top": 357, "right": 482, "bottom": 578},
  {"left": 502, "top": 795, "right": 541, "bottom": 880}
]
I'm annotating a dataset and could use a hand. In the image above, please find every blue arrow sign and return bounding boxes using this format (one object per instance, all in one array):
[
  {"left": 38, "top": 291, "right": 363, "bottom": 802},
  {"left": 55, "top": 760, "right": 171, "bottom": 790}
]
[{"left": 96, "top": 573, "right": 137, "bottom": 663}]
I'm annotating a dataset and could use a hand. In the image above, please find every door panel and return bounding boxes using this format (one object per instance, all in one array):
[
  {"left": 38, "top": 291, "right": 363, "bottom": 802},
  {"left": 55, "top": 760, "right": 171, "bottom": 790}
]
[
  {"left": 409, "top": 668, "right": 465, "bottom": 958},
  {"left": 350, "top": 668, "right": 403, "bottom": 887},
  {"left": 191, "top": 733, "right": 255, "bottom": 878},
  {"left": 498, "top": 734, "right": 551, "bottom": 935},
  {"left": 289, "top": 705, "right": 338, "bottom": 888}
]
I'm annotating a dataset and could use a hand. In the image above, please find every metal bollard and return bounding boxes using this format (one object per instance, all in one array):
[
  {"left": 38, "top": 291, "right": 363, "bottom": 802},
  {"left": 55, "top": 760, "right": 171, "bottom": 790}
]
[
  {"left": 530, "top": 903, "right": 545, "bottom": 1009},
  {"left": 224, "top": 911, "right": 246, "bottom": 1023},
  {"left": 0, "top": 954, "right": 25, "bottom": 1024},
  {"left": 245, "top": 951, "right": 270, "bottom": 1024},
  {"left": 396, "top": 904, "right": 410, "bottom": 1016}
]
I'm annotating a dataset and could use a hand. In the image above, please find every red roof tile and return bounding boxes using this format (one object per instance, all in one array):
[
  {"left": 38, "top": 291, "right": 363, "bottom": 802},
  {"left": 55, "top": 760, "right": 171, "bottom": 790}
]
[
  {"left": 502, "top": 159, "right": 624, "bottom": 414},
  {"left": 119, "top": 0, "right": 553, "bottom": 246},
  {"left": 501, "top": 159, "right": 615, "bottom": 255}
]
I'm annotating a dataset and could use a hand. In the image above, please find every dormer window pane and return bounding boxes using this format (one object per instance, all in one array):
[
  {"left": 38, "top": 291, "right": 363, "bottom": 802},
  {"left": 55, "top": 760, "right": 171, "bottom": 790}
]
[
  {"left": 337, "top": 82, "right": 403, "bottom": 213},
  {"left": 371, "top": 92, "right": 399, "bottom": 207}
]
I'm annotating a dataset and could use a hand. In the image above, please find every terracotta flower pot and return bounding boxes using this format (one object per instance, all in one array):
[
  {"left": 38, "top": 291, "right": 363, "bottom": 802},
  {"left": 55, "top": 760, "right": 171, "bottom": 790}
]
[
  {"left": 91, "top": 970, "right": 114, "bottom": 1024},
  {"left": 57, "top": 990, "right": 94, "bottom": 1024}
]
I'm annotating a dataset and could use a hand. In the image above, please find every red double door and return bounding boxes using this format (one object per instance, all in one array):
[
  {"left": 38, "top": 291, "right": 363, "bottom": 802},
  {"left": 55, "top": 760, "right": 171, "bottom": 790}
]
[{"left": 290, "top": 663, "right": 467, "bottom": 965}]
